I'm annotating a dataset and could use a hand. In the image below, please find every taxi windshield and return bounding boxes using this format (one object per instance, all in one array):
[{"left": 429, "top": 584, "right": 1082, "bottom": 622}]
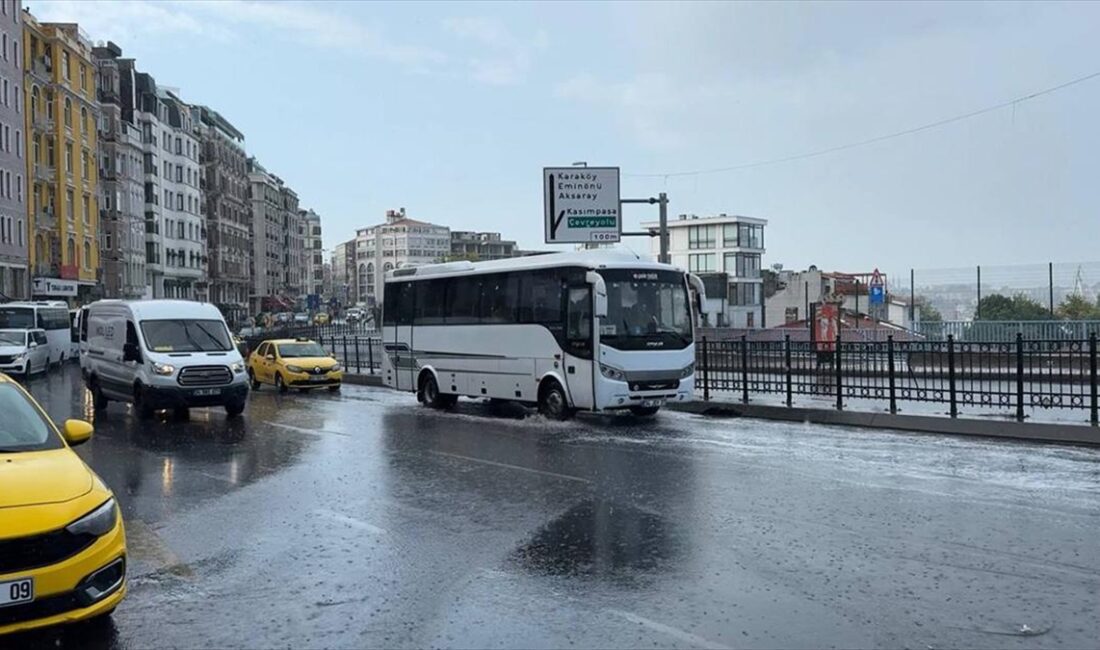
[
  {"left": 278, "top": 342, "right": 327, "bottom": 358},
  {"left": 0, "top": 384, "right": 63, "bottom": 453}
]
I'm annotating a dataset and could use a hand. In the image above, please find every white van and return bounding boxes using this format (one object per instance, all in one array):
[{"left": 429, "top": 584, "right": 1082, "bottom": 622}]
[
  {"left": 0, "top": 328, "right": 51, "bottom": 376},
  {"left": 82, "top": 300, "right": 250, "bottom": 418}
]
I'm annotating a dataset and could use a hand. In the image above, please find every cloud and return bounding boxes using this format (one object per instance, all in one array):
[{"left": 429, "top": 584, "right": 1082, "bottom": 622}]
[
  {"left": 28, "top": 0, "right": 234, "bottom": 44},
  {"left": 442, "top": 16, "right": 547, "bottom": 85}
]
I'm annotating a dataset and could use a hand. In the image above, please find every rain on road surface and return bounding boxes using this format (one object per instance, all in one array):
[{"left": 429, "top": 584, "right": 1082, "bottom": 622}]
[{"left": 11, "top": 364, "right": 1100, "bottom": 649}]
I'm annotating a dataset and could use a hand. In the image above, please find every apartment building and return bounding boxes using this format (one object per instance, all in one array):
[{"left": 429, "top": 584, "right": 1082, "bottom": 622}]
[
  {"left": 0, "top": 0, "right": 25, "bottom": 299},
  {"left": 93, "top": 41, "right": 145, "bottom": 299},
  {"left": 646, "top": 213, "right": 767, "bottom": 328},
  {"left": 194, "top": 104, "right": 249, "bottom": 323},
  {"left": 299, "top": 208, "right": 323, "bottom": 298},
  {"left": 279, "top": 184, "right": 301, "bottom": 300},
  {"left": 248, "top": 157, "right": 304, "bottom": 312},
  {"left": 353, "top": 208, "right": 450, "bottom": 305},
  {"left": 449, "top": 230, "right": 517, "bottom": 261},
  {"left": 331, "top": 238, "right": 354, "bottom": 306},
  {"left": 24, "top": 14, "right": 99, "bottom": 303}
]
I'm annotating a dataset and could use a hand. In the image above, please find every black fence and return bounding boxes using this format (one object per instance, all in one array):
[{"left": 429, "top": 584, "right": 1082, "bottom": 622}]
[{"left": 698, "top": 333, "right": 1100, "bottom": 425}]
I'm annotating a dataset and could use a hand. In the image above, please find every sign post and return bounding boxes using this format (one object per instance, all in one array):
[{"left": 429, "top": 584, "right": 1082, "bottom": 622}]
[
  {"left": 868, "top": 269, "right": 885, "bottom": 305},
  {"left": 543, "top": 167, "right": 621, "bottom": 244}
]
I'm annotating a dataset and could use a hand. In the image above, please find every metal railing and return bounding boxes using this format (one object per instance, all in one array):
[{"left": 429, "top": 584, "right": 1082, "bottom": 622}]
[
  {"left": 913, "top": 320, "right": 1100, "bottom": 342},
  {"left": 697, "top": 333, "right": 1099, "bottom": 426}
]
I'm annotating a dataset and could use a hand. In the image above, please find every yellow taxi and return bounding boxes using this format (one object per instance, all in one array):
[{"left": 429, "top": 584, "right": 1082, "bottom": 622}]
[
  {"left": 313, "top": 312, "right": 330, "bottom": 326},
  {"left": 0, "top": 374, "right": 126, "bottom": 636},
  {"left": 247, "top": 338, "right": 343, "bottom": 393}
]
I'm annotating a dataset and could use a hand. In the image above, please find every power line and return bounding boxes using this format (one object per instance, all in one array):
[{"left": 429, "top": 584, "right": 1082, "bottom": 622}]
[{"left": 626, "top": 69, "right": 1100, "bottom": 179}]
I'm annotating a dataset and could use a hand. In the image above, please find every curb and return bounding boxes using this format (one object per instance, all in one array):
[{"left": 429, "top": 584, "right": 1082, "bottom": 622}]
[
  {"left": 343, "top": 374, "right": 384, "bottom": 387},
  {"left": 667, "top": 401, "right": 1100, "bottom": 447}
]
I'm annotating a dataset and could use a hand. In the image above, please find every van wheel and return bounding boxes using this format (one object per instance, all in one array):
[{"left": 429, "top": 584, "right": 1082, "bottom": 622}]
[
  {"left": 134, "top": 385, "right": 155, "bottom": 420},
  {"left": 275, "top": 373, "right": 288, "bottom": 394},
  {"left": 248, "top": 369, "right": 261, "bottom": 391},
  {"left": 538, "top": 380, "right": 574, "bottom": 421},
  {"left": 420, "top": 373, "right": 455, "bottom": 409},
  {"left": 89, "top": 378, "right": 109, "bottom": 411}
]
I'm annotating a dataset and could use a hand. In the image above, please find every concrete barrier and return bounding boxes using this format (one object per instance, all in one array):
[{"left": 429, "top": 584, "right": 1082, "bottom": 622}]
[{"left": 668, "top": 400, "right": 1100, "bottom": 447}]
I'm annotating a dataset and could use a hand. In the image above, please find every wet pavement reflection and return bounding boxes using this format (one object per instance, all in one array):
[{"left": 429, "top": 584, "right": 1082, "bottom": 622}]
[{"left": 8, "top": 363, "right": 1100, "bottom": 649}]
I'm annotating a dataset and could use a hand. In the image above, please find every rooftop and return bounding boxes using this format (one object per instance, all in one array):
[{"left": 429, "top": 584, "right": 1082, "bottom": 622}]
[{"left": 642, "top": 213, "right": 767, "bottom": 227}]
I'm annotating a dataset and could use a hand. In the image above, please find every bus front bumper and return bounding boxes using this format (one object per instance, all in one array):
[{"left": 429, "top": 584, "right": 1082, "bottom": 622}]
[{"left": 599, "top": 375, "right": 694, "bottom": 410}]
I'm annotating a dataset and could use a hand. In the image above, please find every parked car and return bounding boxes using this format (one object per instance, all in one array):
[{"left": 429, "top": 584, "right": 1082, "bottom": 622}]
[
  {"left": 313, "top": 312, "right": 330, "bottom": 325},
  {"left": 247, "top": 338, "right": 343, "bottom": 393},
  {"left": 0, "top": 375, "right": 126, "bottom": 635},
  {"left": 293, "top": 312, "right": 309, "bottom": 324},
  {"left": 0, "top": 328, "right": 51, "bottom": 377},
  {"left": 81, "top": 300, "right": 250, "bottom": 419}
]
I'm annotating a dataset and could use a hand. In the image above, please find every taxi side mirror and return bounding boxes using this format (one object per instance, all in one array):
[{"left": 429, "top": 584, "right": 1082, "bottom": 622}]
[
  {"left": 266, "top": 355, "right": 276, "bottom": 362},
  {"left": 62, "top": 419, "right": 94, "bottom": 446}
]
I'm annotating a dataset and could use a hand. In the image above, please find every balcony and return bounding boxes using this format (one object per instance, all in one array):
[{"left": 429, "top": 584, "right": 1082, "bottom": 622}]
[
  {"left": 32, "top": 112, "right": 55, "bottom": 133},
  {"left": 100, "top": 167, "right": 117, "bottom": 181},
  {"left": 34, "top": 164, "right": 56, "bottom": 183},
  {"left": 97, "top": 87, "right": 120, "bottom": 105},
  {"left": 35, "top": 208, "right": 57, "bottom": 231},
  {"left": 31, "top": 56, "right": 52, "bottom": 78}
]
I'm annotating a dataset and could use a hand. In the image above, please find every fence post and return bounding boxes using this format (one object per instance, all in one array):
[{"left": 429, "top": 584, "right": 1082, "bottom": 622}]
[
  {"left": 947, "top": 334, "right": 958, "bottom": 418},
  {"left": 740, "top": 335, "right": 749, "bottom": 404},
  {"left": 368, "top": 336, "right": 375, "bottom": 375},
  {"left": 701, "top": 337, "right": 710, "bottom": 402},
  {"left": 1015, "top": 332, "right": 1025, "bottom": 422},
  {"left": 887, "top": 335, "right": 897, "bottom": 415},
  {"left": 835, "top": 334, "right": 843, "bottom": 411},
  {"left": 343, "top": 336, "right": 349, "bottom": 372},
  {"left": 354, "top": 337, "right": 361, "bottom": 374},
  {"left": 784, "top": 334, "right": 793, "bottom": 407},
  {"left": 1090, "top": 332, "right": 1097, "bottom": 427}
]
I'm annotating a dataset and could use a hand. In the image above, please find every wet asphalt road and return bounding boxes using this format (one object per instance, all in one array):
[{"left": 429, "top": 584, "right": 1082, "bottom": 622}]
[{"left": 10, "top": 363, "right": 1100, "bottom": 649}]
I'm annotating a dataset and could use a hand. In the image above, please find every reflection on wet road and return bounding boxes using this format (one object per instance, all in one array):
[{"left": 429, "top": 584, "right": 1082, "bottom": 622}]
[{"left": 11, "top": 364, "right": 1100, "bottom": 649}]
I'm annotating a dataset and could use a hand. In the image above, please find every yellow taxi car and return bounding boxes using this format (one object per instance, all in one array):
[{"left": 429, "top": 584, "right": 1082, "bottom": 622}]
[
  {"left": 0, "top": 374, "right": 126, "bottom": 636},
  {"left": 247, "top": 338, "right": 343, "bottom": 393},
  {"left": 313, "top": 312, "right": 330, "bottom": 326}
]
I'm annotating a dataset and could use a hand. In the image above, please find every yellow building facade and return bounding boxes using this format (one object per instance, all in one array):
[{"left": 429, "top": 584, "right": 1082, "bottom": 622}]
[{"left": 23, "top": 14, "right": 98, "bottom": 288}]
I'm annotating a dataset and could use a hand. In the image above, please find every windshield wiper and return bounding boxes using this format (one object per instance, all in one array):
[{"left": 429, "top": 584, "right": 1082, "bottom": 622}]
[{"left": 191, "top": 323, "right": 229, "bottom": 351}]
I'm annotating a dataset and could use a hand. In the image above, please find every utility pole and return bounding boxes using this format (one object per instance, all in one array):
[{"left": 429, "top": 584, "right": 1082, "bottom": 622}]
[{"left": 621, "top": 191, "right": 670, "bottom": 264}]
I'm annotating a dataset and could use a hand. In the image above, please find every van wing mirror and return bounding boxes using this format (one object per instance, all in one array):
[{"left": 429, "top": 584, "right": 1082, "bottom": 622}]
[
  {"left": 585, "top": 271, "right": 608, "bottom": 319},
  {"left": 28, "top": 341, "right": 38, "bottom": 349},
  {"left": 123, "top": 342, "right": 142, "bottom": 362}
]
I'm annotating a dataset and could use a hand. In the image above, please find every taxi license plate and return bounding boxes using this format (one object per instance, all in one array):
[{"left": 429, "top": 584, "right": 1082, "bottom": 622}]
[
  {"left": 309, "top": 376, "right": 328, "bottom": 383},
  {"left": 0, "top": 577, "right": 33, "bottom": 608},
  {"left": 193, "top": 388, "right": 221, "bottom": 397}
]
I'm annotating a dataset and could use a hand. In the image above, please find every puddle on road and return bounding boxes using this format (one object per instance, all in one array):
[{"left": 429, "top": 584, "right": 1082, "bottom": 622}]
[{"left": 512, "top": 499, "right": 678, "bottom": 580}]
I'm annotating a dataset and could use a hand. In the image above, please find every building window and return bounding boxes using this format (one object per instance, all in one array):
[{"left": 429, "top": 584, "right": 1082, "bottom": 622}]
[
  {"left": 62, "top": 51, "right": 70, "bottom": 80},
  {"left": 723, "top": 224, "right": 739, "bottom": 247},
  {"left": 738, "top": 224, "right": 764, "bottom": 249},
  {"left": 83, "top": 240, "right": 91, "bottom": 269},
  {"left": 66, "top": 189, "right": 74, "bottom": 221},
  {"left": 80, "top": 106, "right": 88, "bottom": 134},
  {"left": 688, "top": 225, "right": 715, "bottom": 249},
  {"left": 64, "top": 97, "right": 72, "bottom": 127},
  {"left": 65, "top": 142, "right": 73, "bottom": 172},
  {"left": 724, "top": 252, "right": 761, "bottom": 278},
  {"left": 82, "top": 195, "right": 90, "bottom": 223},
  {"left": 79, "top": 63, "right": 87, "bottom": 91},
  {"left": 728, "top": 282, "right": 761, "bottom": 306},
  {"left": 689, "top": 253, "right": 716, "bottom": 273}
]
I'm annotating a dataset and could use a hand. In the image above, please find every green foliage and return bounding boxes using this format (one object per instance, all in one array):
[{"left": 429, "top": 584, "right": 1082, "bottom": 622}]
[
  {"left": 913, "top": 296, "right": 942, "bottom": 322},
  {"left": 1056, "top": 294, "right": 1100, "bottom": 320},
  {"left": 976, "top": 294, "right": 1051, "bottom": 321}
]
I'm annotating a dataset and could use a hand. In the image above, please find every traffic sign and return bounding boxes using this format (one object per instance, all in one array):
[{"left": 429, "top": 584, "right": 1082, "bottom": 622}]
[
  {"left": 543, "top": 167, "right": 621, "bottom": 244},
  {"left": 869, "top": 269, "right": 885, "bottom": 305}
]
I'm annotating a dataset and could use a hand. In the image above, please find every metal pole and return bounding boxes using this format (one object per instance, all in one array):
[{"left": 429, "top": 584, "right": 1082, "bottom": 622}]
[
  {"left": 784, "top": 334, "right": 793, "bottom": 407},
  {"left": 658, "top": 192, "right": 669, "bottom": 264},
  {"left": 855, "top": 280, "right": 860, "bottom": 316},
  {"left": 343, "top": 336, "right": 349, "bottom": 371},
  {"left": 835, "top": 333, "right": 843, "bottom": 411},
  {"left": 887, "top": 335, "right": 897, "bottom": 415},
  {"left": 948, "top": 334, "right": 957, "bottom": 418},
  {"left": 1015, "top": 332, "right": 1025, "bottom": 422},
  {"left": 740, "top": 334, "right": 749, "bottom": 404},
  {"left": 368, "top": 336, "right": 375, "bottom": 375},
  {"left": 1048, "top": 262, "right": 1055, "bottom": 318},
  {"left": 1090, "top": 332, "right": 1097, "bottom": 427},
  {"left": 354, "top": 337, "right": 361, "bottom": 374},
  {"left": 804, "top": 282, "right": 809, "bottom": 324},
  {"left": 701, "top": 337, "right": 710, "bottom": 402},
  {"left": 909, "top": 268, "right": 915, "bottom": 324},
  {"left": 976, "top": 265, "right": 982, "bottom": 319}
]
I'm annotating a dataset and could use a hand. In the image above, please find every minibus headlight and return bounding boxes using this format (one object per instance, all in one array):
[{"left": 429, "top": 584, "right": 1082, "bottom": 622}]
[
  {"left": 600, "top": 364, "right": 626, "bottom": 381},
  {"left": 151, "top": 362, "right": 175, "bottom": 376},
  {"left": 66, "top": 498, "right": 118, "bottom": 537},
  {"left": 681, "top": 362, "right": 695, "bottom": 378}
]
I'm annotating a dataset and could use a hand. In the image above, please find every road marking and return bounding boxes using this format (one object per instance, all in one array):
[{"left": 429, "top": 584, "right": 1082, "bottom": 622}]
[
  {"left": 264, "top": 421, "right": 351, "bottom": 437},
  {"left": 427, "top": 450, "right": 590, "bottom": 484},
  {"left": 606, "top": 609, "right": 730, "bottom": 650},
  {"left": 314, "top": 508, "right": 388, "bottom": 536}
]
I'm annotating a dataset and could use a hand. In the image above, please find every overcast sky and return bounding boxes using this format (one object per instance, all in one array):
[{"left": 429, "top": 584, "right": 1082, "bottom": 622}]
[{"left": 31, "top": 1, "right": 1100, "bottom": 272}]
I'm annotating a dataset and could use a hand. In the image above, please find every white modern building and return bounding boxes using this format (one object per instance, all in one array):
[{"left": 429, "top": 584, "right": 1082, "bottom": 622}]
[
  {"left": 645, "top": 213, "right": 767, "bottom": 328},
  {"left": 353, "top": 208, "right": 450, "bottom": 305}
]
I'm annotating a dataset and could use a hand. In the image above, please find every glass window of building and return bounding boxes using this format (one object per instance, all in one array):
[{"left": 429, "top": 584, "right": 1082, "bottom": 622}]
[{"left": 688, "top": 225, "right": 716, "bottom": 249}]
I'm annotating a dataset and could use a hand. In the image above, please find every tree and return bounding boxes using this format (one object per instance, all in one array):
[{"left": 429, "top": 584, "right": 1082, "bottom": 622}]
[
  {"left": 917, "top": 301, "right": 942, "bottom": 323},
  {"left": 976, "top": 293, "right": 1051, "bottom": 321},
  {"left": 1056, "top": 294, "right": 1100, "bottom": 320}
]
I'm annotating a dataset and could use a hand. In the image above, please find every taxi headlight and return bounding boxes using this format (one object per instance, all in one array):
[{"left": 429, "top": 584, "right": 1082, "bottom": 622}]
[
  {"left": 231, "top": 361, "right": 245, "bottom": 374},
  {"left": 286, "top": 364, "right": 304, "bottom": 373},
  {"left": 681, "top": 362, "right": 695, "bottom": 378},
  {"left": 330, "top": 363, "right": 341, "bottom": 372},
  {"left": 66, "top": 498, "right": 118, "bottom": 537},
  {"left": 599, "top": 364, "right": 626, "bottom": 381},
  {"left": 151, "top": 362, "right": 175, "bottom": 376}
]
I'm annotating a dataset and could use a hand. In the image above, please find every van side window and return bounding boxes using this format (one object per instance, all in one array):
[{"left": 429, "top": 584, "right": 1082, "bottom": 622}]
[
  {"left": 125, "top": 321, "right": 139, "bottom": 346},
  {"left": 34, "top": 331, "right": 47, "bottom": 346},
  {"left": 79, "top": 309, "right": 89, "bottom": 342}
]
